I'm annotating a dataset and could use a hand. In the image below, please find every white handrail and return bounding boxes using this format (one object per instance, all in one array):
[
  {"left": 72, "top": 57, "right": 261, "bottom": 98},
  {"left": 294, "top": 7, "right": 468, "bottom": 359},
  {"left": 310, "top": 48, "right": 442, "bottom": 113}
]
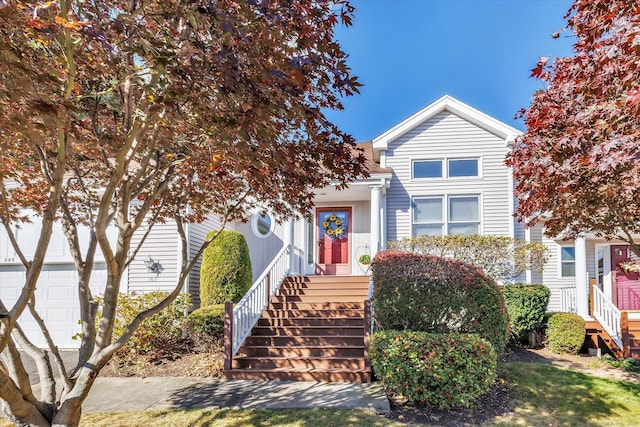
[
  {"left": 231, "top": 244, "right": 290, "bottom": 356},
  {"left": 591, "top": 284, "right": 623, "bottom": 349}
]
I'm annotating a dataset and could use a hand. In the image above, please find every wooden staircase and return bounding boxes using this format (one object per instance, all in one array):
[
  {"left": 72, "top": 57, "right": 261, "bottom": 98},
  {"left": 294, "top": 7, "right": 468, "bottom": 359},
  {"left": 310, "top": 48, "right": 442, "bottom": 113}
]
[
  {"left": 224, "top": 275, "right": 372, "bottom": 382},
  {"left": 587, "top": 316, "right": 640, "bottom": 359}
]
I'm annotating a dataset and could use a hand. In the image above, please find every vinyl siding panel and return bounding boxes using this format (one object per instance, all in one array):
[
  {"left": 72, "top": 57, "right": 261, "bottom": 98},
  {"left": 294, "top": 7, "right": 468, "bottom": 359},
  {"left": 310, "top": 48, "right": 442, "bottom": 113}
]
[
  {"left": 540, "top": 235, "right": 576, "bottom": 312},
  {"left": 128, "top": 221, "right": 180, "bottom": 293},
  {"left": 236, "top": 218, "right": 284, "bottom": 283},
  {"left": 385, "top": 112, "right": 512, "bottom": 242}
]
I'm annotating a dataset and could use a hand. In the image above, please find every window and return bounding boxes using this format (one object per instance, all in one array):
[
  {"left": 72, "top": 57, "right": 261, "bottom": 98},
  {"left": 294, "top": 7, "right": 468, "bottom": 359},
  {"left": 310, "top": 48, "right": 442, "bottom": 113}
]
[
  {"left": 412, "top": 195, "right": 480, "bottom": 236},
  {"left": 560, "top": 246, "right": 576, "bottom": 277},
  {"left": 412, "top": 158, "right": 479, "bottom": 179},
  {"left": 412, "top": 197, "right": 443, "bottom": 236},
  {"left": 448, "top": 196, "right": 480, "bottom": 235},
  {"left": 448, "top": 159, "right": 479, "bottom": 177},
  {"left": 412, "top": 160, "right": 442, "bottom": 179},
  {"left": 251, "top": 213, "right": 273, "bottom": 238}
]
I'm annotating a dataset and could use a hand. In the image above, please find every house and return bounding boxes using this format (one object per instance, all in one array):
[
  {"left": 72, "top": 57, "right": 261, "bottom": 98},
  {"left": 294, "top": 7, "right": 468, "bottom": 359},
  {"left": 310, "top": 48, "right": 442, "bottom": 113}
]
[{"left": 2, "top": 95, "right": 638, "bottom": 361}]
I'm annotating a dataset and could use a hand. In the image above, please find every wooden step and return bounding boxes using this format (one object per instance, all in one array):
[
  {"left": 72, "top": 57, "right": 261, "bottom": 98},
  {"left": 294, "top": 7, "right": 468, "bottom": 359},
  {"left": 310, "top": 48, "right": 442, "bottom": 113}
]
[
  {"left": 272, "top": 295, "right": 365, "bottom": 303},
  {"left": 277, "top": 288, "right": 368, "bottom": 297},
  {"left": 237, "top": 345, "right": 365, "bottom": 358},
  {"left": 281, "top": 282, "right": 369, "bottom": 291},
  {"left": 243, "top": 335, "right": 365, "bottom": 347},
  {"left": 257, "top": 317, "right": 364, "bottom": 327},
  {"left": 232, "top": 356, "right": 366, "bottom": 370},
  {"left": 269, "top": 302, "right": 364, "bottom": 310},
  {"left": 251, "top": 326, "right": 364, "bottom": 336},
  {"left": 283, "top": 275, "right": 369, "bottom": 284},
  {"left": 224, "top": 368, "right": 371, "bottom": 383},
  {"left": 263, "top": 309, "right": 364, "bottom": 319}
]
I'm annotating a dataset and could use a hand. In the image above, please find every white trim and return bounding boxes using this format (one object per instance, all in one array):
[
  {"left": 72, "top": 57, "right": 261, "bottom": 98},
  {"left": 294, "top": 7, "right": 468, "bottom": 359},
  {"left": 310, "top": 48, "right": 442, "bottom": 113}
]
[
  {"left": 575, "top": 236, "right": 589, "bottom": 319},
  {"left": 411, "top": 193, "right": 482, "bottom": 236},
  {"left": 507, "top": 164, "right": 515, "bottom": 239},
  {"left": 558, "top": 243, "right": 576, "bottom": 279},
  {"left": 372, "top": 95, "right": 522, "bottom": 150},
  {"left": 524, "top": 226, "right": 532, "bottom": 284},
  {"left": 250, "top": 213, "right": 275, "bottom": 239},
  {"left": 594, "top": 243, "right": 613, "bottom": 300}
]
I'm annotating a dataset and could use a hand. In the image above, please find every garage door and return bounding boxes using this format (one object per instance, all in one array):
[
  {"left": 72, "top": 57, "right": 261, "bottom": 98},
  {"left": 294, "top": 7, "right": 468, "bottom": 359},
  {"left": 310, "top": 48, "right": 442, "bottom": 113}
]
[{"left": 0, "top": 262, "right": 109, "bottom": 348}]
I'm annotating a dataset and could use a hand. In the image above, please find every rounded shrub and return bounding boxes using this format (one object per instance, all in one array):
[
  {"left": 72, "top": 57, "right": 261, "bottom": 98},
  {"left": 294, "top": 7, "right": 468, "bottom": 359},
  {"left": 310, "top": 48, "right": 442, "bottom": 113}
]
[
  {"left": 200, "top": 230, "right": 252, "bottom": 305},
  {"left": 184, "top": 304, "right": 225, "bottom": 352},
  {"left": 502, "top": 284, "right": 550, "bottom": 343},
  {"left": 369, "top": 330, "right": 497, "bottom": 409},
  {"left": 371, "top": 250, "right": 509, "bottom": 353},
  {"left": 547, "top": 312, "right": 585, "bottom": 354}
]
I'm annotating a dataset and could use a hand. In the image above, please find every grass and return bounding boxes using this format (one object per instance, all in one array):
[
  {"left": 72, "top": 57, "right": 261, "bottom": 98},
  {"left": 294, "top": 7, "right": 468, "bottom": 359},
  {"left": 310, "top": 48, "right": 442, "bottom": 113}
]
[
  {"left": 80, "top": 408, "right": 400, "bottom": 427},
  {"left": 487, "top": 362, "right": 640, "bottom": 426},
  {"left": 3, "top": 362, "right": 640, "bottom": 426}
]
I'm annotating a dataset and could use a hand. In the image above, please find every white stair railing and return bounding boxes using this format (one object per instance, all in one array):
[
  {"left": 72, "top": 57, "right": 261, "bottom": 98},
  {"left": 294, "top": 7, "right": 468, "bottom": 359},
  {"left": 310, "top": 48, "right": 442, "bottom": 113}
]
[
  {"left": 591, "top": 284, "right": 623, "bottom": 349},
  {"left": 560, "top": 286, "right": 577, "bottom": 313},
  {"left": 227, "top": 244, "right": 290, "bottom": 358}
]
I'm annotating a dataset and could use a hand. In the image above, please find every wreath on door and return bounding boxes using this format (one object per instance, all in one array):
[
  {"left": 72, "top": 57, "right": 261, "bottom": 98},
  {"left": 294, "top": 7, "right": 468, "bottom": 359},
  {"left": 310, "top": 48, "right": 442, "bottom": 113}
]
[{"left": 322, "top": 214, "right": 346, "bottom": 240}]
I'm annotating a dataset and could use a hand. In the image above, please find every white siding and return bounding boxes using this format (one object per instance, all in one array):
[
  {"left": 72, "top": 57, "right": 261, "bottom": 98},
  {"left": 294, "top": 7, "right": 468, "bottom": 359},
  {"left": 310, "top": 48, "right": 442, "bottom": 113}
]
[
  {"left": 128, "top": 221, "right": 180, "bottom": 293},
  {"left": 385, "top": 112, "right": 512, "bottom": 242},
  {"left": 540, "top": 235, "right": 577, "bottom": 312},
  {"left": 236, "top": 219, "right": 284, "bottom": 282},
  {"left": 529, "top": 224, "right": 544, "bottom": 284}
]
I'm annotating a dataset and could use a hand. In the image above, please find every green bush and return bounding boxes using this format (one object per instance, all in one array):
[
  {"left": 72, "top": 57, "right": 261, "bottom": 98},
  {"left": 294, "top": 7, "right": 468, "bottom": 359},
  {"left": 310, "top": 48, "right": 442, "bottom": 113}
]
[
  {"left": 547, "top": 312, "right": 585, "bottom": 354},
  {"left": 96, "top": 291, "right": 191, "bottom": 358},
  {"left": 184, "top": 304, "right": 226, "bottom": 352},
  {"left": 369, "top": 331, "right": 497, "bottom": 409},
  {"left": 200, "top": 229, "right": 252, "bottom": 305},
  {"left": 502, "top": 284, "right": 551, "bottom": 343},
  {"left": 372, "top": 250, "right": 509, "bottom": 353}
]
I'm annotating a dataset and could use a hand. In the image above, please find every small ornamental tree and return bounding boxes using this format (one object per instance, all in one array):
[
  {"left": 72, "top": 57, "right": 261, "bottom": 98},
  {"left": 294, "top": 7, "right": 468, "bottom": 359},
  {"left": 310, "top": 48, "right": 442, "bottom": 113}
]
[
  {"left": 502, "top": 284, "right": 550, "bottom": 344},
  {"left": 389, "top": 235, "right": 548, "bottom": 283},
  {"left": 371, "top": 250, "right": 510, "bottom": 353},
  {"left": 506, "top": 1, "right": 640, "bottom": 255},
  {"left": 0, "top": 1, "right": 365, "bottom": 426},
  {"left": 200, "top": 230, "right": 252, "bottom": 305}
]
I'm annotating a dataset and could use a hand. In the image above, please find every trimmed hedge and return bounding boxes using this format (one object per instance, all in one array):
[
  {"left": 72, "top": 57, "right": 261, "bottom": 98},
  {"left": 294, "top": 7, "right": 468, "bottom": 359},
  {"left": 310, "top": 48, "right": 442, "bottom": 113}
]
[
  {"left": 547, "top": 312, "right": 585, "bottom": 354},
  {"left": 502, "top": 284, "right": 550, "bottom": 343},
  {"left": 371, "top": 250, "right": 509, "bottom": 353},
  {"left": 200, "top": 230, "right": 252, "bottom": 305},
  {"left": 370, "top": 331, "right": 497, "bottom": 409}
]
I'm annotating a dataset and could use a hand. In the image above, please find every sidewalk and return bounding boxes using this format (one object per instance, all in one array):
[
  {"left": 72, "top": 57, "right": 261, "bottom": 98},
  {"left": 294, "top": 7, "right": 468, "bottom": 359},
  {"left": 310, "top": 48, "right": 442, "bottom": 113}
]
[{"left": 81, "top": 377, "right": 391, "bottom": 413}]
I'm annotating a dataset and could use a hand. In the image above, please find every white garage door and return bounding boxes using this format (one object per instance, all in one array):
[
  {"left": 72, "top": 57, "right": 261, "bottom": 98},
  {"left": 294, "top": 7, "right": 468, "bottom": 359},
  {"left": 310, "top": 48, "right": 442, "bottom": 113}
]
[{"left": 0, "top": 263, "right": 109, "bottom": 348}]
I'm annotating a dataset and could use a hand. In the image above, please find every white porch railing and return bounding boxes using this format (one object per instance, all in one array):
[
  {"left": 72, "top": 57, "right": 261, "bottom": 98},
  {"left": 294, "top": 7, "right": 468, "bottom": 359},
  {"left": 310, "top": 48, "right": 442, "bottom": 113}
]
[
  {"left": 592, "top": 284, "right": 623, "bottom": 349},
  {"left": 228, "top": 244, "right": 290, "bottom": 357},
  {"left": 560, "top": 286, "right": 577, "bottom": 313}
]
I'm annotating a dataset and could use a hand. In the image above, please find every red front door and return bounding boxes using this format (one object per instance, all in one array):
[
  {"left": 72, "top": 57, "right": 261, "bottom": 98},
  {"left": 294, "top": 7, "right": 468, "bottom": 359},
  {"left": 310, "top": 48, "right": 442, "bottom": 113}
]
[
  {"left": 611, "top": 245, "right": 640, "bottom": 310},
  {"left": 315, "top": 207, "right": 351, "bottom": 275}
]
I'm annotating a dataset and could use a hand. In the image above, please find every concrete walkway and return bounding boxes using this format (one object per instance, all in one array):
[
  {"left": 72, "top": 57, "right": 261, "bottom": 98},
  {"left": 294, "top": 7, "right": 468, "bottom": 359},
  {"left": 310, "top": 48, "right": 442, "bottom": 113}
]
[{"left": 81, "top": 377, "right": 390, "bottom": 413}]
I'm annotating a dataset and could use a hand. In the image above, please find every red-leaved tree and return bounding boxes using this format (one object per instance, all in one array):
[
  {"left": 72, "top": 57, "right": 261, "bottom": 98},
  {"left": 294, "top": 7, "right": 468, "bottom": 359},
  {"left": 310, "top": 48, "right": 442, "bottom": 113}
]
[
  {"left": 0, "top": 1, "right": 365, "bottom": 425},
  {"left": 506, "top": 0, "right": 640, "bottom": 255}
]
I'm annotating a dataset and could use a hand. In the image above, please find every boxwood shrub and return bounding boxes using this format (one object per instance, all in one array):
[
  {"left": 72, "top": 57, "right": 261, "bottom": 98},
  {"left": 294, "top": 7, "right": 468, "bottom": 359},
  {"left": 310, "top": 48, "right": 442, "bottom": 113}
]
[
  {"left": 371, "top": 250, "right": 509, "bottom": 353},
  {"left": 200, "top": 230, "right": 252, "bottom": 305},
  {"left": 547, "top": 312, "right": 585, "bottom": 354},
  {"left": 502, "top": 283, "right": 550, "bottom": 343},
  {"left": 369, "top": 330, "right": 497, "bottom": 409}
]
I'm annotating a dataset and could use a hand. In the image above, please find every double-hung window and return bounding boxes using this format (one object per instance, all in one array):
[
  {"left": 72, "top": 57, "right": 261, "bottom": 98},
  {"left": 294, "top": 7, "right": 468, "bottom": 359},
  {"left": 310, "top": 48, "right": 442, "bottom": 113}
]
[
  {"left": 560, "top": 246, "right": 576, "bottom": 277},
  {"left": 412, "top": 195, "right": 480, "bottom": 236}
]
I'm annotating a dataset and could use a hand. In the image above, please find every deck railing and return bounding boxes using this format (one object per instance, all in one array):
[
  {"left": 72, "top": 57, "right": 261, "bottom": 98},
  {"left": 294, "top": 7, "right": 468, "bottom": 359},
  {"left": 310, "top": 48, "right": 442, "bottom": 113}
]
[
  {"left": 591, "top": 283, "right": 623, "bottom": 349},
  {"left": 560, "top": 286, "right": 577, "bottom": 313},
  {"left": 224, "top": 244, "right": 289, "bottom": 366}
]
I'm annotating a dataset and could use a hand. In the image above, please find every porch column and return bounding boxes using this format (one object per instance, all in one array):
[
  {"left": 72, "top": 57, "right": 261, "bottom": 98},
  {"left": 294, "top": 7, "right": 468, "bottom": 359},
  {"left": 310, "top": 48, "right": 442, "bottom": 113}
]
[
  {"left": 286, "top": 218, "right": 296, "bottom": 275},
  {"left": 575, "top": 235, "right": 589, "bottom": 318},
  {"left": 370, "top": 185, "right": 382, "bottom": 258}
]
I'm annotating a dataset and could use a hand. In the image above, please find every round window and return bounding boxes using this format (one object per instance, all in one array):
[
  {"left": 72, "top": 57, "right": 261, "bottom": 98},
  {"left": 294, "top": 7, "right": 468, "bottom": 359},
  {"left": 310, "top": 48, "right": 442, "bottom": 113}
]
[{"left": 251, "top": 213, "right": 273, "bottom": 238}]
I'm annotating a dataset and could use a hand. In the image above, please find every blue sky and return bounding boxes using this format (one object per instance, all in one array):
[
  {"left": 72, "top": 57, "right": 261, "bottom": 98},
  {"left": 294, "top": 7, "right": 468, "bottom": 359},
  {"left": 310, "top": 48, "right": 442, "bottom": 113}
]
[{"left": 325, "top": 0, "right": 575, "bottom": 141}]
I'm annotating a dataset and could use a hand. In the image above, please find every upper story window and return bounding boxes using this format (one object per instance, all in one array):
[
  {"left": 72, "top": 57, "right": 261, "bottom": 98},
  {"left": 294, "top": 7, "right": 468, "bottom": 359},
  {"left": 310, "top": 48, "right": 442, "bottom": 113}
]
[
  {"left": 251, "top": 213, "right": 273, "bottom": 238},
  {"left": 448, "top": 158, "right": 479, "bottom": 177},
  {"left": 412, "top": 195, "right": 480, "bottom": 236},
  {"left": 560, "top": 246, "right": 576, "bottom": 277},
  {"left": 412, "top": 160, "right": 443, "bottom": 179},
  {"left": 412, "top": 158, "right": 479, "bottom": 180}
]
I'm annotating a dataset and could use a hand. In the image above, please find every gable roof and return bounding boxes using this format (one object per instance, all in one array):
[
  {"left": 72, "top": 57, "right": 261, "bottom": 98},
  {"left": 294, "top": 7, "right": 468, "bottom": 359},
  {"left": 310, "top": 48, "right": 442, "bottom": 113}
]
[
  {"left": 371, "top": 95, "right": 522, "bottom": 151},
  {"left": 355, "top": 141, "right": 392, "bottom": 176}
]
